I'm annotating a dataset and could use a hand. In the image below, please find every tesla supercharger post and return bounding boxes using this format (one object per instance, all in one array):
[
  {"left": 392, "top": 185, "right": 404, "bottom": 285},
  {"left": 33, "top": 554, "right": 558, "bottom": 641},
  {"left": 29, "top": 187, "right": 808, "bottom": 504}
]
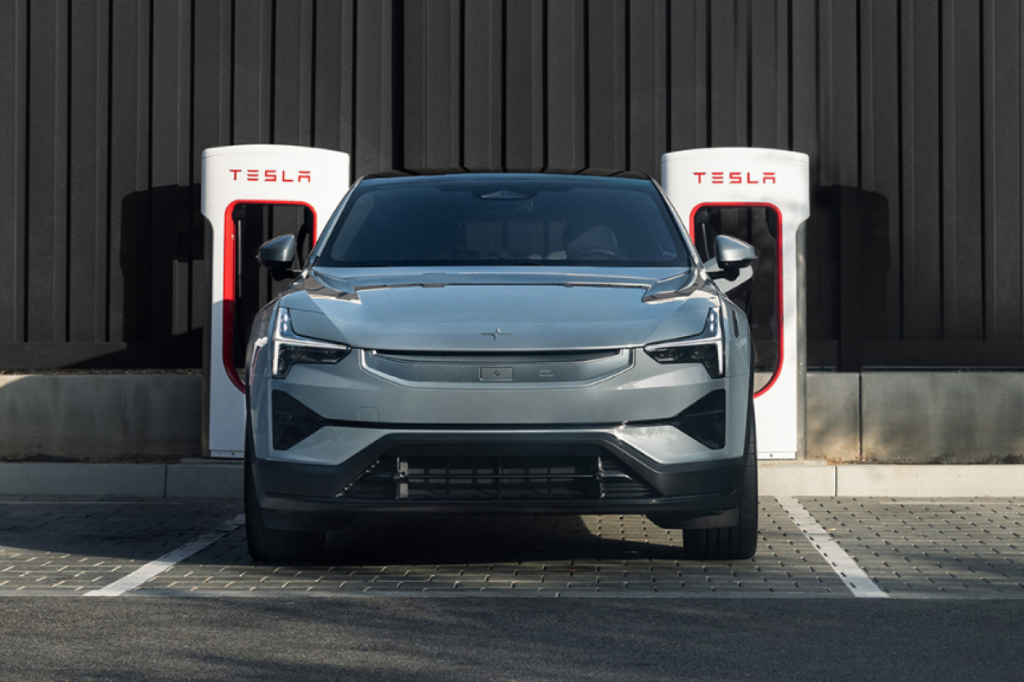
[
  {"left": 662, "top": 148, "right": 810, "bottom": 459},
  {"left": 201, "top": 144, "right": 350, "bottom": 459}
]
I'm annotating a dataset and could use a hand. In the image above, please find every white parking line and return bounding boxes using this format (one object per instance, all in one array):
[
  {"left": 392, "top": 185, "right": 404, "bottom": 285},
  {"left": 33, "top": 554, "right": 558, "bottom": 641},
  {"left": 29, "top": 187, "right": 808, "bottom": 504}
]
[
  {"left": 85, "top": 514, "right": 245, "bottom": 597},
  {"left": 775, "top": 496, "right": 888, "bottom": 599}
]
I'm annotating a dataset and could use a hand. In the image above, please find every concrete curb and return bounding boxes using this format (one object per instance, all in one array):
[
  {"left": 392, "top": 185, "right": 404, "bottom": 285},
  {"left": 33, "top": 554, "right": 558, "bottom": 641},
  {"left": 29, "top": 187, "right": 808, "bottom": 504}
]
[
  {"left": 835, "top": 464, "right": 1024, "bottom": 497},
  {"left": 759, "top": 463, "right": 837, "bottom": 497},
  {"left": 759, "top": 462, "right": 1024, "bottom": 497},
  {"left": 0, "top": 462, "right": 242, "bottom": 499},
  {"left": 0, "top": 463, "right": 169, "bottom": 498},
  {"left": 2, "top": 461, "right": 1024, "bottom": 499}
]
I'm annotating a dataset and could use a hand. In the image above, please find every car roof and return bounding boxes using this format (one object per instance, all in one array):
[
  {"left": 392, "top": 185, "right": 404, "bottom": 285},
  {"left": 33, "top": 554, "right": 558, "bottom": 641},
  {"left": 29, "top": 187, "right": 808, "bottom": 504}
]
[{"left": 362, "top": 167, "right": 652, "bottom": 181}]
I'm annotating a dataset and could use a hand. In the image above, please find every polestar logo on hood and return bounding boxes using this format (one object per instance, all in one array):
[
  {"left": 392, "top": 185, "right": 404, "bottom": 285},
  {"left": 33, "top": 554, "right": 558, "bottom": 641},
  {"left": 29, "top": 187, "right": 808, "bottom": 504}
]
[{"left": 482, "top": 328, "right": 512, "bottom": 339}]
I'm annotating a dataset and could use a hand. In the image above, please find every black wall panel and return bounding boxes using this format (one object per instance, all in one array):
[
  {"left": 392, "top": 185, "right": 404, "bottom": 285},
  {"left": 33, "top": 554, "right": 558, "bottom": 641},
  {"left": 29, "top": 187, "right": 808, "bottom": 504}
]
[
  {"left": 545, "top": 0, "right": 585, "bottom": 169},
  {"left": 983, "top": 0, "right": 1022, "bottom": 345},
  {"left": 1, "top": 0, "right": 1023, "bottom": 370}
]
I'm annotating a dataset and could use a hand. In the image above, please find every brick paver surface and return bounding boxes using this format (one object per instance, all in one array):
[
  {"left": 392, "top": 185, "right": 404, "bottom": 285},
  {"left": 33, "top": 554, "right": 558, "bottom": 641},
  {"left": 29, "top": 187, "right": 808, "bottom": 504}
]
[
  {"left": 801, "top": 498, "right": 1024, "bottom": 597},
  {"left": 0, "top": 498, "right": 239, "bottom": 594},
  {"left": 1, "top": 496, "right": 1022, "bottom": 598},
  {"left": 140, "top": 497, "right": 844, "bottom": 595}
]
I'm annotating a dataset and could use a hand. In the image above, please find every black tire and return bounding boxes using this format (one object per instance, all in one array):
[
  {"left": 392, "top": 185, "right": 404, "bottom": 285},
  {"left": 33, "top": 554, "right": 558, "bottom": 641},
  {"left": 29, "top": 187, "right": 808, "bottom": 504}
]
[
  {"left": 682, "top": 399, "right": 759, "bottom": 561},
  {"left": 244, "top": 420, "right": 325, "bottom": 564}
]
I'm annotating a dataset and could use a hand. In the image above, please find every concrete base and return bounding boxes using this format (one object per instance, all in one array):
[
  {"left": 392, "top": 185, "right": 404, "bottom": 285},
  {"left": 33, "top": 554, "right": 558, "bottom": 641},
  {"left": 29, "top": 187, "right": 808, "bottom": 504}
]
[
  {"left": 861, "top": 373, "right": 1024, "bottom": 463},
  {"left": 806, "top": 371, "right": 1024, "bottom": 464},
  {"left": 1, "top": 462, "right": 1022, "bottom": 499},
  {"left": 807, "top": 372, "right": 861, "bottom": 461},
  {"left": 0, "top": 374, "right": 202, "bottom": 459}
]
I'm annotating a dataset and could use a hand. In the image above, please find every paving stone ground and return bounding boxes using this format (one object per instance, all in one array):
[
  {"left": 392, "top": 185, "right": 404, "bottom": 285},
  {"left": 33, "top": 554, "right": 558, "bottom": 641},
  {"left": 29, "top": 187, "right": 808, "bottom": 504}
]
[
  {"left": 138, "top": 497, "right": 845, "bottom": 596},
  {"left": 1, "top": 496, "right": 1022, "bottom": 598},
  {"left": 0, "top": 498, "right": 239, "bottom": 594},
  {"left": 800, "top": 498, "right": 1024, "bottom": 598}
]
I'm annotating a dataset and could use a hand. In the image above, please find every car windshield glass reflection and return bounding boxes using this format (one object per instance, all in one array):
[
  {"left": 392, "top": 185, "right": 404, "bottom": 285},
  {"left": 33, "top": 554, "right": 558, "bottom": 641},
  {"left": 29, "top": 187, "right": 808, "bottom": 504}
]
[{"left": 317, "top": 174, "right": 693, "bottom": 268}]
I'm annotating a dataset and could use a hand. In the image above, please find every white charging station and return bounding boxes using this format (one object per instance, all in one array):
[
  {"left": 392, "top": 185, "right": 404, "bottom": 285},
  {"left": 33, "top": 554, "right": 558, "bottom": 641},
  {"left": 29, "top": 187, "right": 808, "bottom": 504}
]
[
  {"left": 661, "top": 148, "right": 810, "bottom": 459},
  {"left": 201, "top": 144, "right": 350, "bottom": 459}
]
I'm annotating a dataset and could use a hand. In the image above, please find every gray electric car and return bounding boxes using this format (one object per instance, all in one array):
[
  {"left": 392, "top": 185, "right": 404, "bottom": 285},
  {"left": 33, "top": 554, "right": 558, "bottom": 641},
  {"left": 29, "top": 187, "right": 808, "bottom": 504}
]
[{"left": 244, "top": 170, "right": 759, "bottom": 563}]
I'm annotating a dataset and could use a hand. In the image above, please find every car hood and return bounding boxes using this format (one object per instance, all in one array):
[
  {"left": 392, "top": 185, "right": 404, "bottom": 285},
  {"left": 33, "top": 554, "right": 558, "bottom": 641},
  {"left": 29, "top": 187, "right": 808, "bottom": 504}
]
[{"left": 279, "top": 267, "right": 720, "bottom": 352}]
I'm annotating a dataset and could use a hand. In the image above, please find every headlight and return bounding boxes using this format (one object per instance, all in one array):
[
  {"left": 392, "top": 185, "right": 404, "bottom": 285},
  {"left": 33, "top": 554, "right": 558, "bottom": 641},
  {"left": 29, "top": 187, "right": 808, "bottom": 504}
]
[
  {"left": 272, "top": 308, "right": 350, "bottom": 379},
  {"left": 644, "top": 308, "right": 724, "bottom": 378}
]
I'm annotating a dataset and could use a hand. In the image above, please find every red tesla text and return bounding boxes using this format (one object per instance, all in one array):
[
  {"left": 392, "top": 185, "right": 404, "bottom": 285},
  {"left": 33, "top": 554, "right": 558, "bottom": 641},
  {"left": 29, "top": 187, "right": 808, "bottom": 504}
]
[
  {"left": 692, "top": 171, "right": 776, "bottom": 185},
  {"left": 229, "top": 169, "right": 312, "bottom": 183}
]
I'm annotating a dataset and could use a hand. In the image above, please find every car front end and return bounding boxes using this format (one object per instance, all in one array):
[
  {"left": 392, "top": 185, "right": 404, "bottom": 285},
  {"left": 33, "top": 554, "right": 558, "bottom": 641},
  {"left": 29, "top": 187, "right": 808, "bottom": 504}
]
[{"left": 244, "top": 172, "right": 758, "bottom": 562}]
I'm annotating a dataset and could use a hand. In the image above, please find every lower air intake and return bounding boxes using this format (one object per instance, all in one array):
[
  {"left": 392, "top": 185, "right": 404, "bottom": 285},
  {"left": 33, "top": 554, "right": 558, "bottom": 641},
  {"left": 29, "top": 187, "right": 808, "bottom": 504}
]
[
  {"left": 341, "top": 444, "right": 658, "bottom": 502},
  {"left": 675, "top": 389, "right": 726, "bottom": 449}
]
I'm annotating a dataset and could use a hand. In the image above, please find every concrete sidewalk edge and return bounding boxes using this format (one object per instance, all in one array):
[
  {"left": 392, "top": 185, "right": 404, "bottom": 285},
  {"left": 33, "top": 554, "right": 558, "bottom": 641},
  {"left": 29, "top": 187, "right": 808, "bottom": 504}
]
[
  {"left": 0, "top": 462, "right": 242, "bottom": 498},
  {"left": 2, "top": 462, "right": 1023, "bottom": 499}
]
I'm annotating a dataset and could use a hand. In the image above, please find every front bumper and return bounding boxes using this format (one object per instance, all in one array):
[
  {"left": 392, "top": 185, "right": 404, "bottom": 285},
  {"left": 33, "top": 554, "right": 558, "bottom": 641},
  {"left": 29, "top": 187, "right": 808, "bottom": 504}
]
[
  {"left": 249, "top": 328, "right": 754, "bottom": 530},
  {"left": 253, "top": 430, "right": 747, "bottom": 531}
]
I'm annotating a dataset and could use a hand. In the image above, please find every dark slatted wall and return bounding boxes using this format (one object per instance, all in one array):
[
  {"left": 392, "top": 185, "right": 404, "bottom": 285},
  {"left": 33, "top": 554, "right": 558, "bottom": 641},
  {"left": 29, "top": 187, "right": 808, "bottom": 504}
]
[{"left": 1, "top": 0, "right": 1022, "bottom": 369}]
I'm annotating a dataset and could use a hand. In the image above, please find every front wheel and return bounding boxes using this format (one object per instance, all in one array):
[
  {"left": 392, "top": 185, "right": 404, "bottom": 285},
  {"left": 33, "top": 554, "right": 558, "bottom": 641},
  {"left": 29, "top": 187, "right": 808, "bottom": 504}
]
[
  {"left": 244, "top": 420, "right": 325, "bottom": 563},
  {"left": 682, "top": 400, "right": 759, "bottom": 561}
]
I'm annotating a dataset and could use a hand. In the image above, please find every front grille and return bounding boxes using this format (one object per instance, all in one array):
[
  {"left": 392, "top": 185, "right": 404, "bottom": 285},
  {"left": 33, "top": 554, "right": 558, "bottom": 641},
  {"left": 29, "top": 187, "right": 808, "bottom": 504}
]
[
  {"left": 340, "top": 444, "right": 658, "bottom": 502},
  {"left": 363, "top": 349, "right": 633, "bottom": 385}
]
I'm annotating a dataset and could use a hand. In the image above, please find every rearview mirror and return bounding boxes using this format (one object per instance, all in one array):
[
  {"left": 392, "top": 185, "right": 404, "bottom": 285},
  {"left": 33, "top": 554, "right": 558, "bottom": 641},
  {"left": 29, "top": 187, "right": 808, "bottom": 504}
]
[
  {"left": 257, "top": 234, "right": 300, "bottom": 280},
  {"left": 709, "top": 235, "right": 756, "bottom": 281}
]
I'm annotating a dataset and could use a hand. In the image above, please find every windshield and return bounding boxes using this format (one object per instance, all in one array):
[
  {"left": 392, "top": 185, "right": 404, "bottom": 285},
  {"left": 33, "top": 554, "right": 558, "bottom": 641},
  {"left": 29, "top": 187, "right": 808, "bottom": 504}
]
[{"left": 315, "top": 173, "right": 693, "bottom": 268}]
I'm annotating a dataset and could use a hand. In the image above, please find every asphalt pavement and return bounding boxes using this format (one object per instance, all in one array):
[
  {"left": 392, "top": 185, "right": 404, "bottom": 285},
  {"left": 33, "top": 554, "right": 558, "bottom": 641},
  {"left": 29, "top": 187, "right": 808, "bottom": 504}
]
[{"left": 2, "top": 598, "right": 1023, "bottom": 681}]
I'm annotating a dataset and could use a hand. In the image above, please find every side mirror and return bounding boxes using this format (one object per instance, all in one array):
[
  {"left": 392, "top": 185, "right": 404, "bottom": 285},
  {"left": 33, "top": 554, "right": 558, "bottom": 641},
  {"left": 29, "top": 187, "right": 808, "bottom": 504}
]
[
  {"left": 257, "top": 234, "right": 300, "bottom": 280},
  {"left": 709, "top": 235, "right": 757, "bottom": 281}
]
